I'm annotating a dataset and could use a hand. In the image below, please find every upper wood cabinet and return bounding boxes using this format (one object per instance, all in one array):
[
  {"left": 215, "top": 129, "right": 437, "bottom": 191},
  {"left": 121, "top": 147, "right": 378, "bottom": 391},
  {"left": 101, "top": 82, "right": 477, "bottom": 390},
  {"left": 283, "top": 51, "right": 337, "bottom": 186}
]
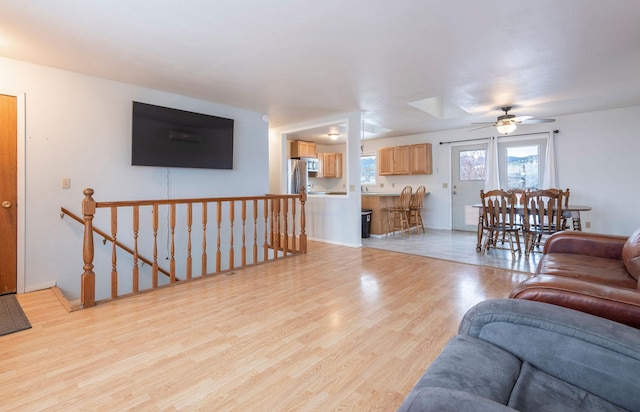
[
  {"left": 393, "top": 146, "right": 411, "bottom": 175},
  {"left": 378, "top": 143, "right": 432, "bottom": 175},
  {"left": 290, "top": 141, "right": 317, "bottom": 158},
  {"left": 317, "top": 152, "right": 342, "bottom": 178},
  {"left": 378, "top": 147, "right": 394, "bottom": 175},
  {"left": 409, "top": 143, "right": 433, "bottom": 174}
]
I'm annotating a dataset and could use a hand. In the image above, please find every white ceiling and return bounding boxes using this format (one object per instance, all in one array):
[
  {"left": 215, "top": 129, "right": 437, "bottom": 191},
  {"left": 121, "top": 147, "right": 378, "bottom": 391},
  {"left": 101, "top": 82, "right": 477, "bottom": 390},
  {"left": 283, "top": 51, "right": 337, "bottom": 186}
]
[{"left": 1, "top": 0, "right": 639, "bottom": 140}]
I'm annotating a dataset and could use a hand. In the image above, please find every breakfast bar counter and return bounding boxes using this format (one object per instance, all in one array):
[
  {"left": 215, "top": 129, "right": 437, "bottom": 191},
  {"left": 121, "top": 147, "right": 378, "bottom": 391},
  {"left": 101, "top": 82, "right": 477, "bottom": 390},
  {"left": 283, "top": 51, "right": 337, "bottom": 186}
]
[{"left": 361, "top": 193, "right": 401, "bottom": 235}]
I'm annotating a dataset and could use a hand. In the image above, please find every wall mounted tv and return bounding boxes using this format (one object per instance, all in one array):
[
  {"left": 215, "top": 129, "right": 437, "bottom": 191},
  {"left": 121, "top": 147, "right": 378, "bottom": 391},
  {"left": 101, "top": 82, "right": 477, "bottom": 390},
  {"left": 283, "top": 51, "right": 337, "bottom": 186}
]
[{"left": 131, "top": 101, "right": 234, "bottom": 169}]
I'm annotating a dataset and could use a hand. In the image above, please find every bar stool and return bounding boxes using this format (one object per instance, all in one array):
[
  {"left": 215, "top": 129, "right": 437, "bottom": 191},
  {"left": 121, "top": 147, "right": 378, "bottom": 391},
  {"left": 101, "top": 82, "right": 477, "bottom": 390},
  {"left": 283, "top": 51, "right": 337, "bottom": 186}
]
[
  {"left": 409, "top": 185, "right": 426, "bottom": 234},
  {"left": 387, "top": 186, "right": 412, "bottom": 238}
]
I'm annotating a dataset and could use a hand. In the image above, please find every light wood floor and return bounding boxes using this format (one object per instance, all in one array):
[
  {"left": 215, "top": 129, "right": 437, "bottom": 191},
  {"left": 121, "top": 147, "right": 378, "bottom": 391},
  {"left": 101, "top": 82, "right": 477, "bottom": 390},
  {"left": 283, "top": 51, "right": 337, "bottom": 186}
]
[{"left": 4, "top": 241, "right": 530, "bottom": 411}]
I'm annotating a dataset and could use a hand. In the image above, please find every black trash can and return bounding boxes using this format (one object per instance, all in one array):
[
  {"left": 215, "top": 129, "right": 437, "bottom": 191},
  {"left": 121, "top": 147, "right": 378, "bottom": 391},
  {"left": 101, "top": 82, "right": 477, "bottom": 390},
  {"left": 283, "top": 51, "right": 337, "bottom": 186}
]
[{"left": 361, "top": 209, "right": 372, "bottom": 238}]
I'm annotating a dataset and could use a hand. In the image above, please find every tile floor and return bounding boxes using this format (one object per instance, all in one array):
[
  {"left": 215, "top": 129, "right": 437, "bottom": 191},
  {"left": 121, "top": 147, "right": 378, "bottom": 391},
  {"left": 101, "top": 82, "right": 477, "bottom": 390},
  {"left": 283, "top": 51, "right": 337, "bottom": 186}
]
[{"left": 362, "top": 228, "right": 540, "bottom": 274}]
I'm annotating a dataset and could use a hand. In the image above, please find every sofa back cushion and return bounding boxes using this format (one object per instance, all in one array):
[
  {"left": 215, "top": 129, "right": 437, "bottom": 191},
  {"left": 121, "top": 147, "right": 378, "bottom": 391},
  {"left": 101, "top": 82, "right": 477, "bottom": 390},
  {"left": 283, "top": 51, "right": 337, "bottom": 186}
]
[{"left": 622, "top": 227, "right": 640, "bottom": 282}]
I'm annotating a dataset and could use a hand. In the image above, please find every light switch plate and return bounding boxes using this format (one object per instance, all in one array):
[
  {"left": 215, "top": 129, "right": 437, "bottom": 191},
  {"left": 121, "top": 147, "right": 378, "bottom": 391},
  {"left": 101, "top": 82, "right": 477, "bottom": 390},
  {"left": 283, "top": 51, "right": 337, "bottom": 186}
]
[{"left": 61, "top": 177, "right": 71, "bottom": 189}]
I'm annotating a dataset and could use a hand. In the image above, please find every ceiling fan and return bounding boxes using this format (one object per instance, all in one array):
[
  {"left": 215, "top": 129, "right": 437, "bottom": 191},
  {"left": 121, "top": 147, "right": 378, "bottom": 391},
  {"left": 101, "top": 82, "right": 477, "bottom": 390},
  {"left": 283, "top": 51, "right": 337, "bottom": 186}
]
[{"left": 471, "top": 106, "right": 555, "bottom": 134}]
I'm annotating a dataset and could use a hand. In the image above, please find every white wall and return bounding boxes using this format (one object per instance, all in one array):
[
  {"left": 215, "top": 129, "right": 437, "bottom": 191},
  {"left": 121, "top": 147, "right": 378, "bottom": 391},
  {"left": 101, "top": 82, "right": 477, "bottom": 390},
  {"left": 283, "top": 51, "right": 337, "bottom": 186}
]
[
  {"left": 269, "top": 112, "right": 362, "bottom": 248},
  {"left": 1, "top": 57, "right": 269, "bottom": 299},
  {"left": 362, "top": 105, "right": 640, "bottom": 236}
]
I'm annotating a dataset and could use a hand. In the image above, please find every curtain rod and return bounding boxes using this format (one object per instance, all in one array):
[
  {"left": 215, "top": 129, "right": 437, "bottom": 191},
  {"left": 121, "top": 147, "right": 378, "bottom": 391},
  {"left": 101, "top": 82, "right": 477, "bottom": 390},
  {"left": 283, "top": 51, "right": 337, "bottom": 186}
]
[{"left": 439, "top": 129, "right": 559, "bottom": 145}]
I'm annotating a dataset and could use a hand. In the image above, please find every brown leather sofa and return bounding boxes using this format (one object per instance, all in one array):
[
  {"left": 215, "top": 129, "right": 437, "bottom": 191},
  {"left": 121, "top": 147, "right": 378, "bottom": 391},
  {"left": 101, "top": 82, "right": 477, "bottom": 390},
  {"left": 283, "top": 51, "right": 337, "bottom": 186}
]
[{"left": 510, "top": 227, "right": 640, "bottom": 328}]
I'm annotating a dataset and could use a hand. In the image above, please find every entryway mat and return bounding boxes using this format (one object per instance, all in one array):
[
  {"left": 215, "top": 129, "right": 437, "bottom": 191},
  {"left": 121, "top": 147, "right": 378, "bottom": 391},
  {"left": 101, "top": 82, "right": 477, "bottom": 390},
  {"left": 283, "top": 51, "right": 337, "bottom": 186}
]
[{"left": 0, "top": 294, "right": 32, "bottom": 336}]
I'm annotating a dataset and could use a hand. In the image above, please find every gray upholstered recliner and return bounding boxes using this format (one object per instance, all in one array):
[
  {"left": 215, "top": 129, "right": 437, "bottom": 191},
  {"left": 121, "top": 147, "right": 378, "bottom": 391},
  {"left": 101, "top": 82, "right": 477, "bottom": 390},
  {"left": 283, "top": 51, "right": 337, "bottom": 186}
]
[{"left": 398, "top": 299, "right": 640, "bottom": 412}]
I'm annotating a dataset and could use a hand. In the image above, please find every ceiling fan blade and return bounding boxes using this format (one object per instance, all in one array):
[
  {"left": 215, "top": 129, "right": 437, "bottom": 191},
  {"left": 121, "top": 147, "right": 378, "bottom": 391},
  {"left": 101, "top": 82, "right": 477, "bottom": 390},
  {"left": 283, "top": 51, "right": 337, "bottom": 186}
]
[
  {"left": 468, "top": 124, "right": 494, "bottom": 131},
  {"left": 512, "top": 115, "right": 532, "bottom": 123},
  {"left": 470, "top": 122, "right": 496, "bottom": 125},
  {"left": 520, "top": 118, "right": 556, "bottom": 124}
]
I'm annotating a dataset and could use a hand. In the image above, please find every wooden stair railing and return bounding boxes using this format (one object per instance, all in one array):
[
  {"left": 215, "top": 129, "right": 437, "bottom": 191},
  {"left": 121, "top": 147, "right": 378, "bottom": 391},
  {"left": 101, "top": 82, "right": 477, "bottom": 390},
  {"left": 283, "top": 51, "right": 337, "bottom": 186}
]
[
  {"left": 60, "top": 207, "right": 172, "bottom": 279},
  {"left": 68, "top": 188, "right": 307, "bottom": 309}
]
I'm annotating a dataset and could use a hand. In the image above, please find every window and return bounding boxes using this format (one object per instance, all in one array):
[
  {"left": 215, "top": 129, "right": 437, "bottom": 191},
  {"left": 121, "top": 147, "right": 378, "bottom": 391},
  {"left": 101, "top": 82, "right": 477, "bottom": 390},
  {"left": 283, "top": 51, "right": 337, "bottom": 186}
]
[
  {"left": 459, "top": 149, "right": 486, "bottom": 180},
  {"left": 505, "top": 146, "right": 539, "bottom": 189},
  {"left": 361, "top": 154, "right": 376, "bottom": 185},
  {"left": 500, "top": 139, "right": 546, "bottom": 190}
]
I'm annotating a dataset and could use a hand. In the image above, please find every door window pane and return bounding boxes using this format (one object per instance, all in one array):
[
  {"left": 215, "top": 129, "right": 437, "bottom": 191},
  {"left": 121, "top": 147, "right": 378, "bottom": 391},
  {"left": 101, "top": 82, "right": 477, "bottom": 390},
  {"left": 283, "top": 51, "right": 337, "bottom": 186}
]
[
  {"left": 506, "top": 145, "right": 539, "bottom": 189},
  {"left": 459, "top": 149, "right": 486, "bottom": 180}
]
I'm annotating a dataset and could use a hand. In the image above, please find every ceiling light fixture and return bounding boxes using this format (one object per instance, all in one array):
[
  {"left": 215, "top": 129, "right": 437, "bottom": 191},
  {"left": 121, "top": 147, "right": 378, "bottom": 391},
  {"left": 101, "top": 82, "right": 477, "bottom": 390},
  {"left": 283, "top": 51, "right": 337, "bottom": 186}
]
[
  {"left": 329, "top": 133, "right": 340, "bottom": 140},
  {"left": 496, "top": 121, "right": 517, "bottom": 135}
]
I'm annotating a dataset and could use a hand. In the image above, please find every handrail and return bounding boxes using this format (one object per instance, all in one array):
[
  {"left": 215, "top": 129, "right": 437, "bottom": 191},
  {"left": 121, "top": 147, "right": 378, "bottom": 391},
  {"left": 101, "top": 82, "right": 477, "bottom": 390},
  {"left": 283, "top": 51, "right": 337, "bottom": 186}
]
[
  {"left": 73, "top": 188, "right": 307, "bottom": 308},
  {"left": 60, "top": 207, "right": 172, "bottom": 278}
]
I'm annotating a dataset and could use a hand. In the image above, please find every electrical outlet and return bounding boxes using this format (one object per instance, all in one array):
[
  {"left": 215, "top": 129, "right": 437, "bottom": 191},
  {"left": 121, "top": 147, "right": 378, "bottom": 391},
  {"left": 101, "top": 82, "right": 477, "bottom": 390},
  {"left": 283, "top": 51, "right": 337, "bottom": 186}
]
[
  {"left": 380, "top": 183, "right": 384, "bottom": 188},
  {"left": 442, "top": 183, "right": 448, "bottom": 188},
  {"left": 349, "top": 185, "right": 355, "bottom": 192},
  {"left": 391, "top": 183, "right": 395, "bottom": 188},
  {"left": 585, "top": 221, "right": 591, "bottom": 229},
  {"left": 61, "top": 177, "right": 71, "bottom": 189}
]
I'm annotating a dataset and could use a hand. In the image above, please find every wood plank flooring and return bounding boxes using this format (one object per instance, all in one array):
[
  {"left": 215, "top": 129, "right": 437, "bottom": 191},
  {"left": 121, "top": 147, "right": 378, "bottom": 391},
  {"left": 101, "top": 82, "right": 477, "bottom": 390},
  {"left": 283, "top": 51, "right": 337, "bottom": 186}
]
[{"left": 2, "top": 241, "right": 530, "bottom": 411}]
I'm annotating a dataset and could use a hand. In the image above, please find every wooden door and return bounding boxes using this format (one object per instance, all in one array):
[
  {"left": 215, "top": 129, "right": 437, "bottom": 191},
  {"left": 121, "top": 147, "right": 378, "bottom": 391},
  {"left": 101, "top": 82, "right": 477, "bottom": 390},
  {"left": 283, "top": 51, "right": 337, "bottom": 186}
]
[{"left": 0, "top": 94, "right": 17, "bottom": 294}]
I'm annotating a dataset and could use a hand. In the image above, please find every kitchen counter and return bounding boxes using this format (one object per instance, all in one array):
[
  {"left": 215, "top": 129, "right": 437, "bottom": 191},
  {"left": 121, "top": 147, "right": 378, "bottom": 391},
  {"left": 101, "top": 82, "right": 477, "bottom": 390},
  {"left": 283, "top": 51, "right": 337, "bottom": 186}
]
[
  {"left": 308, "top": 191, "right": 348, "bottom": 196},
  {"left": 361, "top": 192, "right": 401, "bottom": 197},
  {"left": 361, "top": 192, "right": 430, "bottom": 235}
]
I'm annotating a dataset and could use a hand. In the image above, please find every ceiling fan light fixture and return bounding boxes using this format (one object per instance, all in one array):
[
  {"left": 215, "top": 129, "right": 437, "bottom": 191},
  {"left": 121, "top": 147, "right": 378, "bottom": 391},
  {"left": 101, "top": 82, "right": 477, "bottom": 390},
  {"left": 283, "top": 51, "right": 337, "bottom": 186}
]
[
  {"left": 496, "top": 122, "right": 517, "bottom": 135},
  {"left": 328, "top": 133, "right": 340, "bottom": 140}
]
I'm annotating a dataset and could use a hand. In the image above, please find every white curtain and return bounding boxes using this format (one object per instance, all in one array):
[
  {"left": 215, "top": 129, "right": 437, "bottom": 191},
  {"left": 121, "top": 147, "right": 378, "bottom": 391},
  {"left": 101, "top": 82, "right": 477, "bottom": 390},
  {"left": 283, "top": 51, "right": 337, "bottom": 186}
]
[
  {"left": 484, "top": 136, "right": 500, "bottom": 191},
  {"left": 542, "top": 131, "right": 558, "bottom": 188}
]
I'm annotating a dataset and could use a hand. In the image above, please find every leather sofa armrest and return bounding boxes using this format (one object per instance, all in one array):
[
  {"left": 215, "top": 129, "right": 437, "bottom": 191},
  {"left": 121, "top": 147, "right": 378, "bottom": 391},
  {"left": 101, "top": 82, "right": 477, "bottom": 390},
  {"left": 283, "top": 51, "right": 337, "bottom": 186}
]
[
  {"left": 543, "top": 231, "right": 627, "bottom": 259},
  {"left": 510, "top": 275, "right": 640, "bottom": 328}
]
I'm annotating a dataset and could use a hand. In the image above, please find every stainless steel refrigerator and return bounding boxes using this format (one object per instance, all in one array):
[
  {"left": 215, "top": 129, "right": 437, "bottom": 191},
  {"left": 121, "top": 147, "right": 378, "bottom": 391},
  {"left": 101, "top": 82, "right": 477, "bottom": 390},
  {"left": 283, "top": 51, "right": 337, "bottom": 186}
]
[{"left": 287, "top": 159, "right": 308, "bottom": 194}]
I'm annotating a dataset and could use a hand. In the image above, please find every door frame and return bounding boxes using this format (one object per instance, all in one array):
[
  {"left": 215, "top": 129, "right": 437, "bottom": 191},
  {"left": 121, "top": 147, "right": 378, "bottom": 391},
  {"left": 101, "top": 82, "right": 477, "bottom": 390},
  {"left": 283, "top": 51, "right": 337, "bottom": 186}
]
[{"left": 1, "top": 90, "right": 26, "bottom": 294}]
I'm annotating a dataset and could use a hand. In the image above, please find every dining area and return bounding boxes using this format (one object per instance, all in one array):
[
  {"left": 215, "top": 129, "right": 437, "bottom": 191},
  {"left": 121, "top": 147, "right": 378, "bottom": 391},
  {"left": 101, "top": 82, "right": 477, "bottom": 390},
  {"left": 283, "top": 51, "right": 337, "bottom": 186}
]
[{"left": 475, "top": 188, "right": 592, "bottom": 260}]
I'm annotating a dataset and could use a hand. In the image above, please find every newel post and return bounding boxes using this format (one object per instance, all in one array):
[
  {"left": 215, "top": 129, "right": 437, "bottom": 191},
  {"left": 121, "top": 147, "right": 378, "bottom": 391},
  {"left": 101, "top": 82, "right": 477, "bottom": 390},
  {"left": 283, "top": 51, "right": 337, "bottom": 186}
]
[
  {"left": 299, "top": 187, "right": 307, "bottom": 253},
  {"left": 81, "top": 188, "right": 96, "bottom": 308}
]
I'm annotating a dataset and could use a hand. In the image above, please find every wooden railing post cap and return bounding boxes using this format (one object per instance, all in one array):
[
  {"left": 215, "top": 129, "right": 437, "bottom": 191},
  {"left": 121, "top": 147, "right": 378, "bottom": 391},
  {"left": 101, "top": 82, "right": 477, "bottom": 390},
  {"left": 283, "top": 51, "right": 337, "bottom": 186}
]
[{"left": 82, "top": 188, "right": 96, "bottom": 215}]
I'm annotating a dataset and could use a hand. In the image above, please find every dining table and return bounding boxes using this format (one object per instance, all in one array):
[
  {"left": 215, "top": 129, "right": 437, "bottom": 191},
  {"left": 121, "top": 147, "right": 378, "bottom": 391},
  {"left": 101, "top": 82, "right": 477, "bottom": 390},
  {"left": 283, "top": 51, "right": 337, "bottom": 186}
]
[{"left": 471, "top": 203, "right": 592, "bottom": 252}]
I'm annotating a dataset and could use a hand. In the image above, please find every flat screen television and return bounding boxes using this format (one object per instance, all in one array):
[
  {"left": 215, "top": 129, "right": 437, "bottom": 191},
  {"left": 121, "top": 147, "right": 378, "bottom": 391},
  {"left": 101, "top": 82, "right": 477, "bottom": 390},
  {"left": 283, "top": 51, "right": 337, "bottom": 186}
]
[{"left": 131, "top": 101, "right": 234, "bottom": 169}]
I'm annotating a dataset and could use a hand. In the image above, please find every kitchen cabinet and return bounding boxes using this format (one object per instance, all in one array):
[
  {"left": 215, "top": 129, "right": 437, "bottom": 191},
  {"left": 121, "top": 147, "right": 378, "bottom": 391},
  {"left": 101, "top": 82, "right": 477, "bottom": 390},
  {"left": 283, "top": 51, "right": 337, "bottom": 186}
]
[
  {"left": 317, "top": 152, "right": 342, "bottom": 178},
  {"left": 290, "top": 141, "right": 317, "bottom": 158},
  {"left": 393, "top": 146, "right": 410, "bottom": 174},
  {"left": 378, "top": 147, "right": 393, "bottom": 175},
  {"left": 409, "top": 143, "right": 433, "bottom": 174},
  {"left": 378, "top": 143, "right": 432, "bottom": 175}
]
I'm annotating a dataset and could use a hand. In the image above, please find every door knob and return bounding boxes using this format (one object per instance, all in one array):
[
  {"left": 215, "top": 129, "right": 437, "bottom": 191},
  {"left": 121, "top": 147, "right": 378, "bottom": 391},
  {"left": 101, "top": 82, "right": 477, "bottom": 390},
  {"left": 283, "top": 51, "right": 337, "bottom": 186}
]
[{"left": 2, "top": 201, "right": 11, "bottom": 208}]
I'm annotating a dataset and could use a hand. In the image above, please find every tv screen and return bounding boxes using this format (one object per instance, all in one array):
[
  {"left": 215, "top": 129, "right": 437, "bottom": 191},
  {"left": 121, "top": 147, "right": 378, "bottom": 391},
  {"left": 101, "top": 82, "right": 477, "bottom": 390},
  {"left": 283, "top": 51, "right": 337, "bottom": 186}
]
[{"left": 131, "top": 101, "right": 234, "bottom": 169}]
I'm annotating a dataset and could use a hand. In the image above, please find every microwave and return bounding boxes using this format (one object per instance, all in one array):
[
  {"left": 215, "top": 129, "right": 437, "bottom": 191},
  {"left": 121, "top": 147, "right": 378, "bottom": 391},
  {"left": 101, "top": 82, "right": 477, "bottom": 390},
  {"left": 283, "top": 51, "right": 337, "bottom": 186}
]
[{"left": 306, "top": 158, "right": 319, "bottom": 172}]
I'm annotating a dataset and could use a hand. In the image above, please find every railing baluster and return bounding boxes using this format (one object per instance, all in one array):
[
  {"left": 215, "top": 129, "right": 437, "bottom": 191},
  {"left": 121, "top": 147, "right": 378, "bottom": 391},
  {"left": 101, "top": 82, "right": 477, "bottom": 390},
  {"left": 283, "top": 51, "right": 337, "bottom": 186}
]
[
  {"left": 111, "top": 206, "right": 118, "bottom": 298},
  {"left": 152, "top": 204, "right": 159, "bottom": 288},
  {"left": 202, "top": 202, "right": 208, "bottom": 276},
  {"left": 216, "top": 200, "right": 222, "bottom": 273},
  {"left": 186, "top": 202, "right": 192, "bottom": 280},
  {"left": 282, "top": 197, "right": 289, "bottom": 254},
  {"left": 229, "top": 200, "right": 235, "bottom": 270},
  {"left": 132, "top": 205, "right": 139, "bottom": 293},
  {"left": 300, "top": 188, "right": 307, "bottom": 253},
  {"left": 291, "top": 197, "right": 297, "bottom": 252},
  {"left": 263, "top": 199, "right": 269, "bottom": 260},
  {"left": 170, "top": 204, "right": 176, "bottom": 283},
  {"left": 241, "top": 200, "right": 247, "bottom": 267},
  {"left": 253, "top": 199, "right": 258, "bottom": 264}
]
